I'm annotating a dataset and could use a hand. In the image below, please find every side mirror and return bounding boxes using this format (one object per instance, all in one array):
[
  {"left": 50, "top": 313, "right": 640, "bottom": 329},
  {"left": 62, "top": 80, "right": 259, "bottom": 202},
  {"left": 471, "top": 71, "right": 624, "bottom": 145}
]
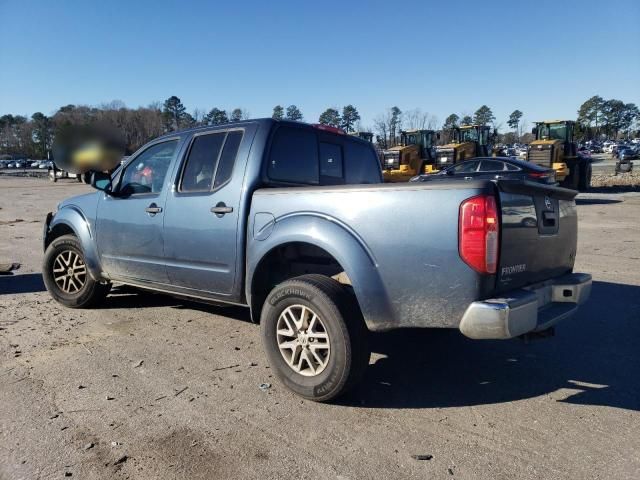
[
  {"left": 90, "top": 171, "right": 113, "bottom": 193},
  {"left": 436, "top": 133, "right": 441, "bottom": 140}
]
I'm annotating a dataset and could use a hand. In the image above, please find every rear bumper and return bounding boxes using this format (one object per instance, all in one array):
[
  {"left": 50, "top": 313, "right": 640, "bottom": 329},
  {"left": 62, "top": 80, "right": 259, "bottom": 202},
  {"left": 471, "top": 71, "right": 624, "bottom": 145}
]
[{"left": 459, "top": 273, "right": 591, "bottom": 339}]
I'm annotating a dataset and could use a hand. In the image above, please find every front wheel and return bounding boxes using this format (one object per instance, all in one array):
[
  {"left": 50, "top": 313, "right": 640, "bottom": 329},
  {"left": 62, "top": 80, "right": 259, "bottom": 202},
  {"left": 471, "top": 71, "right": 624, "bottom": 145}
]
[
  {"left": 578, "top": 163, "right": 592, "bottom": 191},
  {"left": 260, "top": 274, "right": 370, "bottom": 402},
  {"left": 42, "top": 234, "right": 111, "bottom": 308}
]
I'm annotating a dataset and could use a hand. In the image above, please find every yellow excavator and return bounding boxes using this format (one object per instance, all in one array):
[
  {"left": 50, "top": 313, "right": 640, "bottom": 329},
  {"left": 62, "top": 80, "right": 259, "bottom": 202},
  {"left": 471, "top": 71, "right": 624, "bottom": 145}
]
[
  {"left": 434, "top": 125, "right": 495, "bottom": 167},
  {"left": 527, "top": 120, "right": 591, "bottom": 190},
  {"left": 381, "top": 129, "right": 438, "bottom": 182}
]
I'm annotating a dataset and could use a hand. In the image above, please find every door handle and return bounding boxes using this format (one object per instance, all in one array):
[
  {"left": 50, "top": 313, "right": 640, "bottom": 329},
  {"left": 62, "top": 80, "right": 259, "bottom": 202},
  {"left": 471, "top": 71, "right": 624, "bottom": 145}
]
[
  {"left": 145, "top": 204, "right": 162, "bottom": 215},
  {"left": 210, "top": 202, "right": 233, "bottom": 217},
  {"left": 464, "top": 176, "right": 473, "bottom": 180},
  {"left": 495, "top": 175, "right": 503, "bottom": 179}
]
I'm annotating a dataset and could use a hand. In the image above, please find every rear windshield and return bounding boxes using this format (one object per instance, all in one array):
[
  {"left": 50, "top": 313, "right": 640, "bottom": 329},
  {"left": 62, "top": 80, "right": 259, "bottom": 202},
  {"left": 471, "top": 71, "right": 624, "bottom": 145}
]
[{"left": 267, "top": 125, "right": 381, "bottom": 186}]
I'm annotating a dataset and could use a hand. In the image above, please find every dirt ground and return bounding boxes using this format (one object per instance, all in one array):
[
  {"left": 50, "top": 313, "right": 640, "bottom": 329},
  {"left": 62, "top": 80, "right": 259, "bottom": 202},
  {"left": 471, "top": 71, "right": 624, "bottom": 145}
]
[{"left": 1, "top": 177, "right": 639, "bottom": 480}]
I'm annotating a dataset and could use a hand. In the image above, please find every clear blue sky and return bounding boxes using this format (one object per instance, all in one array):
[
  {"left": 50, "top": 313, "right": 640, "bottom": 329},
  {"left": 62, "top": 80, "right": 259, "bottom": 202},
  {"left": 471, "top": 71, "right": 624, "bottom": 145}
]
[{"left": 1, "top": 0, "right": 638, "bottom": 131}]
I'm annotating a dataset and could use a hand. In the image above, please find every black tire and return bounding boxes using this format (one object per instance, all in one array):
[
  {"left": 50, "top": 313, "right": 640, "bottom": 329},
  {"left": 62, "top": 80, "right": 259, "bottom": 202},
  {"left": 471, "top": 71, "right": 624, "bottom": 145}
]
[
  {"left": 260, "top": 274, "right": 370, "bottom": 402},
  {"left": 42, "top": 234, "right": 111, "bottom": 308},
  {"left": 561, "top": 165, "right": 580, "bottom": 190},
  {"left": 578, "top": 163, "right": 592, "bottom": 191}
]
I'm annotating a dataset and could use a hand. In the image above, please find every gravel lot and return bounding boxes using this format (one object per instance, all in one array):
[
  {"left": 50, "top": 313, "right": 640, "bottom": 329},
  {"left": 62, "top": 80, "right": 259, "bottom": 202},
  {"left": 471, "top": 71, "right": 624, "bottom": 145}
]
[{"left": 1, "top": 177, "right": 639, "bottom": 480}]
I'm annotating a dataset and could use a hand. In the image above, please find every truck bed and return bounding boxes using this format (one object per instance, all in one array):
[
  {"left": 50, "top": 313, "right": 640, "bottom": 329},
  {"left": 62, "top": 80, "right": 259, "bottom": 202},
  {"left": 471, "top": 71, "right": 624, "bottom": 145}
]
[{"left": 248, "top": 179, "right": 578, "bottom": 331}]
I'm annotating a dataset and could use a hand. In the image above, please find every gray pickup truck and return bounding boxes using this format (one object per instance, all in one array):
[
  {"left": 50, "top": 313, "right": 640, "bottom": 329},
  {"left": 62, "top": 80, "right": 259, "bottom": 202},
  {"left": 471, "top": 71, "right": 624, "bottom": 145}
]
[{"left": 42, "top": 119, "right": 591, "bottom": 401}]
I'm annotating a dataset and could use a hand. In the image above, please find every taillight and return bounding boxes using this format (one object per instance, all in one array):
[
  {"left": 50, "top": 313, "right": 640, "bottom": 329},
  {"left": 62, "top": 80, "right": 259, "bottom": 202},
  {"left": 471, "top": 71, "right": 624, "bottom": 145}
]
[
  {"left": 459, "top": 195, "right": 499, "bottom": 274},
  {"left": 528, "top": 171, "right": 555, "bottom": 183}
]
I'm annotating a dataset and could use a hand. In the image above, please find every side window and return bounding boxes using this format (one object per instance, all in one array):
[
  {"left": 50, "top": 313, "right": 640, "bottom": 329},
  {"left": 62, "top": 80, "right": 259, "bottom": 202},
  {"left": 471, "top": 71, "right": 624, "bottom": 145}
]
[
  {"left": 214, "top": 130, "right": 243, "bottom": 189},
  {"left": 479, "top": 160, "right": 506, "bottom": 172},
  {"left": 120, "top": 140, "right": 178, "bottom": 195},
  {"left": 453, "top": 161, "right": 480, "bottom": 173},
  {"left": 344, "top": 140, "right": 381, "bottom": 184},
  {"left": 180, "top": 133, "right": 225, "bottom": 192},
  {"left": 505, "top": 163, "right": 520, "bottom": 171},
  {"left": 319, "top": 142, "right": 343, "bottom": 183},
  {"left": 268, "top": 126, "right": 319, "bottom": 184}
]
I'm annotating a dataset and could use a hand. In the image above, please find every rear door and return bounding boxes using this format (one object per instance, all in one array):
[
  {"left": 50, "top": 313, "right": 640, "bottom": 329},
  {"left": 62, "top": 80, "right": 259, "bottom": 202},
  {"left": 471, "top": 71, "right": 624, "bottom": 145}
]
[
  {"left": 163, "top": 127, "right": 254, "bottom": 295},
  {"left": 496, "top": 181, "right": 578, "bottom": 292}
]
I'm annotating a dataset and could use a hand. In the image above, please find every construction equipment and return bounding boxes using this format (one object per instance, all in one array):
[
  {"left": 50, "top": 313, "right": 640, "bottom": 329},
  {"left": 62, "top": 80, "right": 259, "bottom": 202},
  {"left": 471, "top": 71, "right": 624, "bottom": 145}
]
[
  {"left": 381, "top": 129, "right": 438, "bottom": 182},
  {"left": 435, "top": 125, "right": 495, "bottom": 167},
  {"left": 349, "top": 131, "right": 374, "bottom": 142},
  {"left": 527, "top": 120, "right": 591, "bottom": 190}
]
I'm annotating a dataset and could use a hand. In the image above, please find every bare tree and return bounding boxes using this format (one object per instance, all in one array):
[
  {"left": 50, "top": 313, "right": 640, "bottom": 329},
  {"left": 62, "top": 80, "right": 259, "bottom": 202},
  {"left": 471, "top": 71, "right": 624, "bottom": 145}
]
[{"left": 373, "top": 111, "right": 391, "bottom": 148}]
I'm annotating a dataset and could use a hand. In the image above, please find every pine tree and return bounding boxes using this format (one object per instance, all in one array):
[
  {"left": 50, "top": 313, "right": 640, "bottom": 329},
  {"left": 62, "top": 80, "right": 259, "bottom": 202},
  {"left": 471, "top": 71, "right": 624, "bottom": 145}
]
[
  {"left": 204, "top": 108, "right": 229, "bottom": 125},
  {"left": 272, "top": 105, "right": 284, "bottom": 120},
  {"left": 341, "top": 105, "right": 360, "bottom": 132},
  {"left": 318, "top": 108, "right": 341, "bottom": 127},
  {"left": 162, "top": 96, "right": 187, "bottom": 131},
  {"left": 230, "top": 108, "right": 244, "bottom": 122},
  {"left": 286, "top": 105, "right": 303, "bottom": 121},
  {"left": 473, "top": 105, "right": 495, "bottom": 126},
  {"left": 443, "top": 113, "right": 459, "bottom": 129}
]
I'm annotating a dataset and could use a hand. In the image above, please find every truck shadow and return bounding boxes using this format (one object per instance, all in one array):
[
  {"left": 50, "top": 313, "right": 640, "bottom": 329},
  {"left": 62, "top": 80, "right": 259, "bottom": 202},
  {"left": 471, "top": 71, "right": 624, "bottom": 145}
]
[
  {"left": 0, "top": 273, "right": 46, "bottom": 295},
  {"left": 346, "top": 280, "right": 640, "bottom": 412}
]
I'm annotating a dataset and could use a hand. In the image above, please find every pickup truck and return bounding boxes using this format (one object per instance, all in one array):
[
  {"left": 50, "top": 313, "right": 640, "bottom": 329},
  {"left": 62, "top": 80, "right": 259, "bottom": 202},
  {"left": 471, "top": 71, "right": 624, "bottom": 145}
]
[{"left": 42, "top": 119, "right": 592, "bottom": 402}]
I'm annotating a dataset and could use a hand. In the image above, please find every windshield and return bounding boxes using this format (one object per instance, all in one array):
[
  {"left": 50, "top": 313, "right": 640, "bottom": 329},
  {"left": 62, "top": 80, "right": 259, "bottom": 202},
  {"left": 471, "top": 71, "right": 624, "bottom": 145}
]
[
  {"left": 404, "top": 132, "right": 432, "bottom": 148},
  {"left": 454, "top": 128, "right": 479, "bottom": 143},
  {"left": 537, "top": 123, "right": 567, "bottom": 141}
]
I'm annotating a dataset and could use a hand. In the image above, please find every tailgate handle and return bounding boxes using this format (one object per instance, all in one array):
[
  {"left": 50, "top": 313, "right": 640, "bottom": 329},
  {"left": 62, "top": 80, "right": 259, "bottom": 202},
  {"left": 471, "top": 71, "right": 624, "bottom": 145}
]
[{"left": 542, "top": 211, "right": 556, "bottom": 227}]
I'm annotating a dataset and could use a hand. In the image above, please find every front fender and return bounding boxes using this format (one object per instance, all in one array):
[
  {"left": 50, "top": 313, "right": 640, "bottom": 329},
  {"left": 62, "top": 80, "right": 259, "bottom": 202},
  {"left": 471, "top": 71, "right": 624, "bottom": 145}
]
[
  {"left": 246, "top": 212, "right": 394, "bottom": 331},
  {"left": 45, "top": 206, "right": 103, "bottom": 281}
]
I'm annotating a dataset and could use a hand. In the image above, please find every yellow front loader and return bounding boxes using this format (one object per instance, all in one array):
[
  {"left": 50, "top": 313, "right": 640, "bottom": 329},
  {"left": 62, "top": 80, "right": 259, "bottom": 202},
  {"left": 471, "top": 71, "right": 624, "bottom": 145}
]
[
  {"left": 527, "top": 120, "right": 592, "bottom": 190},
  {"left": 434, "top": 125, "right": 495, "bottom": 168},
  {"left": 381, "top": 129, "right": 438, "bottom": 182}
]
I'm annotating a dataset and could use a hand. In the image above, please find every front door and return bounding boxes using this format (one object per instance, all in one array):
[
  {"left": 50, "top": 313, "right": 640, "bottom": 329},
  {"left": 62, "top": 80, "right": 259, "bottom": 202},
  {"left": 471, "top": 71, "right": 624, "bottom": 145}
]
[
  {"left": 163, "top": 128, "right": 248, "bottom": 296},
  {"left": 96, "top": 139, "right": 181, "bottom": 284}
]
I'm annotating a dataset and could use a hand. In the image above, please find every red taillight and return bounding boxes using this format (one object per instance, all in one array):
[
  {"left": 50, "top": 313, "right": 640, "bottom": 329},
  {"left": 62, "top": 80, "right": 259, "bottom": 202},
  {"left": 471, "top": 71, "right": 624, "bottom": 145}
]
[
  {"left": 527, "top": 171, "right": 547, "bottom": 178},
  {"left": 459, "top": 195, "right": 499, "bottom": 274}
]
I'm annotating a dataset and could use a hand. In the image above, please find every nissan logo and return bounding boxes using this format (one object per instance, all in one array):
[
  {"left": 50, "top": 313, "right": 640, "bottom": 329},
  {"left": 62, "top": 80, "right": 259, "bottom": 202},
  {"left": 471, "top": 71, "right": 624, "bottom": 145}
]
[{"left": 544, "top": 196, "right": 552, "bottom": 209}]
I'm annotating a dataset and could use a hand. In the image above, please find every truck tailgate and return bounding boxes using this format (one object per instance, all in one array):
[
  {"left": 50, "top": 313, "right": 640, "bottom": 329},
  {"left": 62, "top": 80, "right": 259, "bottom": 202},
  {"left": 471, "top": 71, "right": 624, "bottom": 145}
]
[{"left": 496, "top": 180, "right": 578, "bottom": 292}]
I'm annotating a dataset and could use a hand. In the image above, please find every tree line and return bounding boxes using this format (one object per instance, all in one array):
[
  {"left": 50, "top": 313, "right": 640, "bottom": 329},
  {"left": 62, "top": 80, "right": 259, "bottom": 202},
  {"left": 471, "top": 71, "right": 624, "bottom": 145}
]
[{"left": 1, "top": 95, "right": 638, "bottom": 159}]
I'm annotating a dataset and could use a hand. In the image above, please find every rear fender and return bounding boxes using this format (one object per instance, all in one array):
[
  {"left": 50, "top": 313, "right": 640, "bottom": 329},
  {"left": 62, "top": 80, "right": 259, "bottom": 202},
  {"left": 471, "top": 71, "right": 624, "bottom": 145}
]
[
  {"left": 45, "top": 206, "right": 103, "bottom": 281},
  {"left": 247, "top": 213, "right": 394, "bottom": 331}
]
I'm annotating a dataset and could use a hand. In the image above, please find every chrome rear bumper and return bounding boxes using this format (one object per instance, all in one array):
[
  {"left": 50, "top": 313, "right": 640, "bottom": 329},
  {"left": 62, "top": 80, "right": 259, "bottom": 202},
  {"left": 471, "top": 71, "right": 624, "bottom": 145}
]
[{"left": 459, "top": 273, "right": 592, "bottom": 340}]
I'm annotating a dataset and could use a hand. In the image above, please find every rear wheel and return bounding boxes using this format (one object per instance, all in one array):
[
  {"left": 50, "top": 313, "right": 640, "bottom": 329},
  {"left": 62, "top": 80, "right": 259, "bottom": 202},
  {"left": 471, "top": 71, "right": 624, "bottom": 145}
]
[
  {"left": 260, "top": 274, "right": 370, "bottom": 402},
  {"left": 43, "top": 234, "right": 111, "bottom": 308}
]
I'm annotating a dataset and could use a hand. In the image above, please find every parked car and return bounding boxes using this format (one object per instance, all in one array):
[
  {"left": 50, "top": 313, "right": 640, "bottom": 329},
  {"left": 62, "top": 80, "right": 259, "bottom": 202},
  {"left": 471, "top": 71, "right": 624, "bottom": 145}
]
[
  {"left": 411, "top": 157, "right": 557, "bottom": 184},
  {"left": 618, "top": 147, "right": 638, "bottom": 161},
  {"left": 42, "top": 119, "right": 591, "bottom": 402}
]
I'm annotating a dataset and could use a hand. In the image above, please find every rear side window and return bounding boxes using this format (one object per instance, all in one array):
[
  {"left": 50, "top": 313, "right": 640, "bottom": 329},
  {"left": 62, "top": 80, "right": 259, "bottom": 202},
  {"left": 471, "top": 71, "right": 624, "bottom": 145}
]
[
  {"left": 344, "top": 141, "right": 381, "bottom": 184},
  {"left": 268, "top": 127, "right": 318, "bottom": 184},
  {"left": 478, "top": 160, "right": 505, "bottom": 172},
  {"left": 214, "top": 130, "right": 243, "bottom": 188},
  {"left": 505, "top": 163, "right": 520, "bottom": 171},
  {"left": 319, "top": 142, "right": 343, "bottom": 182},
  {"left": 180, "top": 133, "right": 225, "bottom": 192}
]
